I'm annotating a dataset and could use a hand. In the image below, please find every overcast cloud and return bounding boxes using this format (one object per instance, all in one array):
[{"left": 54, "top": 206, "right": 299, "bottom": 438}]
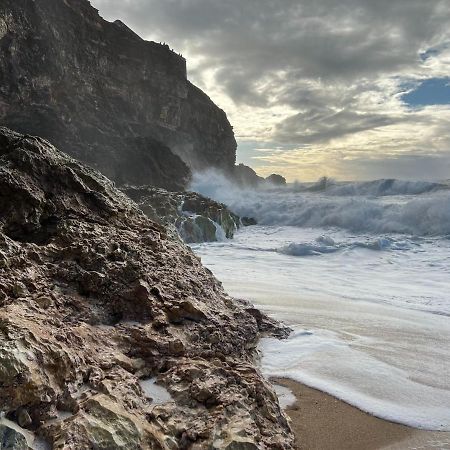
[{"left": 92, "top": 0, "right": 450, "bottom": 181}]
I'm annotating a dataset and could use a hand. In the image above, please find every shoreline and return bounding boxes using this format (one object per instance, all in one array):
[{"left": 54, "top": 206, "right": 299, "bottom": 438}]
[{"left": 273, "top": 378, "right": 450, "bottom": 450}]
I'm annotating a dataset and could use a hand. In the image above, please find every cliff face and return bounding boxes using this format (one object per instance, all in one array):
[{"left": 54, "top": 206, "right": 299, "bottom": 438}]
[
  {"left": 0, "top": 0, "right": 236, "bottom": 189},
  {"left": 0, "top": 128, "right": 293, "bottom": 449}
]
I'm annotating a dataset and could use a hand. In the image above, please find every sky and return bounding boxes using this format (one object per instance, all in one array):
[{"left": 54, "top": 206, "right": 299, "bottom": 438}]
[{"left": 91, "top": 0, "right": 450, "bottom": 182}]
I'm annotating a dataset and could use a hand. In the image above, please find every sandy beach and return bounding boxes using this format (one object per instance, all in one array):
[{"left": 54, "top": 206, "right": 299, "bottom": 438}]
[{"left": 274, "top": 378, "right": 450, "bottom": 450}]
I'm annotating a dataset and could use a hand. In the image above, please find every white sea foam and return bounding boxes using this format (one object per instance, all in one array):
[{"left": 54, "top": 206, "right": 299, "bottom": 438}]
[
  {"left": 190, "top": 171, "right": 450, "bottom": 236},
  {"left": 272, "top": 384, "right": 297, "bottom": 409},
  {"left": 260, "top": 325, "right": 450, "bottom": 430},
  {"left": 277, "top": 235, "right": 415, "bottom": 256},
  {"left": 191, "top": 221, "right": 450, "bottom": 429},
  {"left": 189, "top": 171, "right": 450, "bottom": 431},
  {"left": 139, "top": 378, "right": 173, "bottom": 405}
]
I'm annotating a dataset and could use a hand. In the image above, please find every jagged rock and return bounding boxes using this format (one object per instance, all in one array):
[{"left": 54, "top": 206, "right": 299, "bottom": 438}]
[
  {"left": 0, "top": 0, "right": 236, "bottom": 189},
  {"left": 0, "top": 128, "right": 294, "bottom": 449},
  {"left": 124, "top": 185, "right": 241, "bottom": 243}
]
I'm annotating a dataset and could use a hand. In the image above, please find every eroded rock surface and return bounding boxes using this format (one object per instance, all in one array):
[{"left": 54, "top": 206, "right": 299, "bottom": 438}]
[
  {"left": 124, "top": 186, "right": 241, "bottom": 243},
  {"left": 0, "top": 128, "right": 293, "bottom": 449},
  {"left": 0, "top": 0, "right": 236, "bottom": 189}
]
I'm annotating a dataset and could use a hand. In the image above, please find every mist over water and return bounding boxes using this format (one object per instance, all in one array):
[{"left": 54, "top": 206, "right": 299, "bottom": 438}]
[{"left": 190, "top": 170, "right": 450, "bottom": 430}]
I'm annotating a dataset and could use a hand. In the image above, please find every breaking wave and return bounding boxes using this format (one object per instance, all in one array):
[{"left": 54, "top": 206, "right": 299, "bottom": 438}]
[
  {"left": 277, "top": 236, "right": 414, "bottom": 256},
  {"left": 294, "top": 177, "right": 448, "bottom": 196},
  {"left": 190, "top": 170, "right": 450, "bottom": 236}
]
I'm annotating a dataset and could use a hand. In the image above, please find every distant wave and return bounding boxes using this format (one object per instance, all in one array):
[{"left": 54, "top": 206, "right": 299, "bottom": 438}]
[
  {"left": 293, "top": 178, "right": 449, "bottom": 197},
  {"left": 190, "top": 170, "right": 450, "bottom": 236},
  {"left": 278, "top": 236, "right": 414, "bottom": 256}
]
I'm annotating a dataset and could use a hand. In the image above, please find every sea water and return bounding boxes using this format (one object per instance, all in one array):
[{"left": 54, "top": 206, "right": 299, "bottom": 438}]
[{"left": 190, "top": 173, "right": 450, "bottom": 431}]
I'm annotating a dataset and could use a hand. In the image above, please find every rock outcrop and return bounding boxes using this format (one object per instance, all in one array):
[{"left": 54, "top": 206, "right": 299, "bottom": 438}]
[
  {"left": 0, "top": 128, "right": 293, "bottom": 449},
  {"left": 265, "top": 174, "right": 287, "bottom": 186},
  {"left": 124, "top": 186, "right": 241, "bottom": 243},
  {"left": 233, "top": 164, "right": 265, "bottom": 188},
  {"left": 0, "top": 0, "right": 236, "bottom": 189}
]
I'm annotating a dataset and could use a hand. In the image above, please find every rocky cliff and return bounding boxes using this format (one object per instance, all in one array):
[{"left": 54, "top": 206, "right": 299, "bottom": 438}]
[
  {"left": 0, "top": 128, "right": 293, "bottom": 449},
  {"left": 0, "top": 0, "right": 236, "bottom": 190}
]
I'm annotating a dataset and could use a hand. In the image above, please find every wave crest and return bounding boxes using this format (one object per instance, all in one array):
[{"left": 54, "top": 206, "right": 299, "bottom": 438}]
[{"left": 190, "top": 170, "right": 450, "bottom": 236}]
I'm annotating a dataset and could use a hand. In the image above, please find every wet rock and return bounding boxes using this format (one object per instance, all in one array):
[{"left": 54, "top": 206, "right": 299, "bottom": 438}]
[
  {"left": 241, "top": 217, "right": 258, "bottom": 227},
  {"left": 123, "top": 186, "right": 241, "bottom": 243},
  {"left": 0, "top": 424, "right": 28, "bottom": 450}
]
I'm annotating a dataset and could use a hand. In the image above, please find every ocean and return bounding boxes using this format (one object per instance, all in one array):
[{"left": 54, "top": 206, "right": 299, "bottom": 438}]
[{"left": 190, "top": 172, "right": 450, "bottom": 431}]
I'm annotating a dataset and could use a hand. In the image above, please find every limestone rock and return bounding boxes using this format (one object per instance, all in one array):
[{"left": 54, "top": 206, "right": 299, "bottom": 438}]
[{"left": 0, "top": 128, "right": 294, "bottom": 449}]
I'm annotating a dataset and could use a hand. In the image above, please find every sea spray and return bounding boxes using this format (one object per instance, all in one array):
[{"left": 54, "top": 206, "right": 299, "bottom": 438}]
[{"left": 190, "top": 170, "right": 450, "bottom": 236}]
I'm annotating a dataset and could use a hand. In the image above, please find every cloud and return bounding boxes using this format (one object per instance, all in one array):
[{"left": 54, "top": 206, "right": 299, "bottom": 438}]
[{"left": 91, "top": 0, "right": 450, "bottom": 181}]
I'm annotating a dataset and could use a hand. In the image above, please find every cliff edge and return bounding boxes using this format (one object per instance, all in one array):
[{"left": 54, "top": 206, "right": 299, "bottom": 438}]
[{"left": 0, "top": 0, "right": 236, "bottom": 190}]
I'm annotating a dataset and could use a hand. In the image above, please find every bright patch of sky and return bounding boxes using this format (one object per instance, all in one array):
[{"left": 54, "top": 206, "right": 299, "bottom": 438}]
[{"left": 402, "top": 78, "right": 450, "bottom": 107}]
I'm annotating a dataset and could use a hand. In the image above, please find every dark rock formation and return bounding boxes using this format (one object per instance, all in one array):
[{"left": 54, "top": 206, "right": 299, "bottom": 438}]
[
  {"left": 266, "top": 174, "right": 287, "bottom": 186},
  {"left": 232, "top": 164, "right": 287, "bottom": 189},
  {"left": 0, "top": 128, "right": 293, "bottom": 449},
  {"left": 124, "top": 186, "right": 241, "bottom": 243},
  {"left": 233, "top": 164, "right": 265, "bottom": 188},
  {"left": 0, "top": 0, "right": 236, "bottom": 189}
]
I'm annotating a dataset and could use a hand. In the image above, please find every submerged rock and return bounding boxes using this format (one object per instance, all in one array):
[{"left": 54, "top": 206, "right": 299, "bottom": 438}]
[
  {"left": 124, "top": 186, "right": 241, "bottom": 243},
  {"left": 0, "top": 128, "right": 293, "bottom": 449}
]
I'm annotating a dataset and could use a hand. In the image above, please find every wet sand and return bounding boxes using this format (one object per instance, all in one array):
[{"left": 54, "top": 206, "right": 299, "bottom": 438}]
[{"left": 274, "top": 378, "right": 450, "bottom": 450}]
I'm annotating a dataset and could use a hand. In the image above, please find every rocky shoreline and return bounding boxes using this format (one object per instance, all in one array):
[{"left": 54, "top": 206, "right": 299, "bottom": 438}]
[
  {"left": 123, "top": 186, "right": 242, "bottom": 243},
  {"left": 0, "top": 128, "right": 294, "bottom": 449}
]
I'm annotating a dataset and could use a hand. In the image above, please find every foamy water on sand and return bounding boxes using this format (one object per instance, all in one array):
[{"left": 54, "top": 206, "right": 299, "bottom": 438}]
[{"left": 190, "top": 173, "right": 450, "bottom": 431}]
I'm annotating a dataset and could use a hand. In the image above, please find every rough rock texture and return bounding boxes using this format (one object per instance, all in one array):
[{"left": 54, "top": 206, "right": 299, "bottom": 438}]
[
  {"left": 0, "top": 0, "right": 236, "bottom": 189},
  {"left": 124, "top": 186, "right": 241, "bottom": 243},
  {"left": 0, "top": 128, "right": 293, "bottom": 449}
]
